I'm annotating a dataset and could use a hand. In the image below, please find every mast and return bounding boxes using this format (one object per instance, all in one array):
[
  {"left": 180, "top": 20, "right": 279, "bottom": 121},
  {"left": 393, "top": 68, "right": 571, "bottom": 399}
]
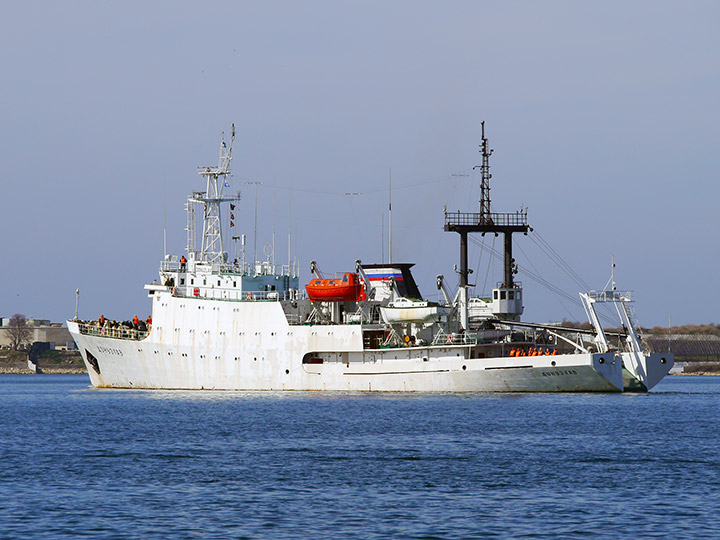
[
  {"left": 479, "top": 121, "right": 492, "bottom": 218},
  {"left": 388, "top": 168, "right": 392, "bottom": 264},
  {"left": 272, "top": 191, "right": 276, "bottom": 273},
  {"left": 288, "top": 181, "right": 292, "bottom": 275},
  {"left": 163, "top": 179, "right": 167, "bottom": 259},
  {"left": 187, "top": 124, "right": 237, "bottom": 265},
  {"left": 444, "top": 122, "right": 529, "bottom": 329}
]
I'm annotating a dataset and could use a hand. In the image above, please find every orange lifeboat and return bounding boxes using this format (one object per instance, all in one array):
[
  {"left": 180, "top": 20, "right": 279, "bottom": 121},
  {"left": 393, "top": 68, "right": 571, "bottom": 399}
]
[{"left": 305, "top": 272, "right": 366, "bottom": 302}]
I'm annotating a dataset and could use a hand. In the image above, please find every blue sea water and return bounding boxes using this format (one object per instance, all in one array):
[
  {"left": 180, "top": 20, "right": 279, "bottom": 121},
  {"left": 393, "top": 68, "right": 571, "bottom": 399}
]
[{"left": 1, "top": 375, "right": 719, "bottom": 540}]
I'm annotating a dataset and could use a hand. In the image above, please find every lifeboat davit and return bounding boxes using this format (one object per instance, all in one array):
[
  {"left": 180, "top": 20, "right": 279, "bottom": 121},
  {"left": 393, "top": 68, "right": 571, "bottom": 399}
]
[{"left": 305, "top": 273, "right": 366, "bottom": 302}]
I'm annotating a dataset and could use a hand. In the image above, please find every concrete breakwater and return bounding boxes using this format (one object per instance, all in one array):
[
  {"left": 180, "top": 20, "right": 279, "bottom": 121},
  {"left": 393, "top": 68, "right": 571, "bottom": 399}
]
[
  {"left": 0, "top": 360, "right": 86, "bottom": 374},
  {"left": 0, "top": 350, "right": 86, "bottom": 374}
]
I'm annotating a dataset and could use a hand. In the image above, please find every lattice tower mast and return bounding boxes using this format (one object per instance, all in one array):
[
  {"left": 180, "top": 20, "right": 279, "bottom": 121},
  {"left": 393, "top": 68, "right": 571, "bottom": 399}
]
[
  {"left": 478, "top": 120, "right": 492, "bottom": 218},
  {"left": 186, "top": 125, "right": 236, "bottom": 264}
]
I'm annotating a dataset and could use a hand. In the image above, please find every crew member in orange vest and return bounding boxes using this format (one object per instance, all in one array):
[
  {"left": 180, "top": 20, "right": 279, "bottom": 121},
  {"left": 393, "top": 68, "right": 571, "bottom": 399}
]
[
  {"left": 133, "top": 315, "right": 139, "bottom": 326},
  {"left": 147, "top": 315, "right": 152, "bottom": 325},
  {"left": 180, "top": 255, "right": 187, "bottom": 271}
]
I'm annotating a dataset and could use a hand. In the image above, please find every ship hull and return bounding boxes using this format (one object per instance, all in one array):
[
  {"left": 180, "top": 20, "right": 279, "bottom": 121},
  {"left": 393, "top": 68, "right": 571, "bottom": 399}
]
[
  {"left": 68, "top": 291, "right": 623, "bottom": 392},
  {"left": 621, "top": 352, "right": 675, "bottom": 392},
  {"left": 70, "top": 332, "right": 623, "bottom": 392}
]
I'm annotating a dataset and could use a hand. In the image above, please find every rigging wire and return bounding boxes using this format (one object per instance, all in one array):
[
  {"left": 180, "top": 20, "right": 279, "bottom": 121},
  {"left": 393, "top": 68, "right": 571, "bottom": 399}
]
[
  {"left": 528, "top": 231, "right": 591, "bottom": 291},
  {"left": 473, "top": 234, "right": 486, "bottom": 292},
  {"left": 528, "top": 230, "right": 619, "bottom": 323},
  {"left": 468, "top": 236, "right": 576, "bottom": 303},
  {"left": 468, "top": 235, "right": 618, "bottom": 325},
  {"left": 420, "top": 173, "right": 468, "bottom": 299},
  {"left": 514, "top": 241, "right": 578, "bottom": 321},
  {"left": 240, "top": 170, "right": 474, "bottom": 197},
  {"left": 481, "top": 235, "right": 495, "bottom": 295}
]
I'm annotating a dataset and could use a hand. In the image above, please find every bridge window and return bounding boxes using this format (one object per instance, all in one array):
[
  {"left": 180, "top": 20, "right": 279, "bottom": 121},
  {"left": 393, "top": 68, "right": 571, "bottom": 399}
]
[
  {"left": 508, "top": 291, "right": 514, "bottom": 300},
  {"left": 500, "top": 291, "right": 507, "bottom": 300},
  {"left": 494, "top": 290, "right": 498, "bottom": 300}
]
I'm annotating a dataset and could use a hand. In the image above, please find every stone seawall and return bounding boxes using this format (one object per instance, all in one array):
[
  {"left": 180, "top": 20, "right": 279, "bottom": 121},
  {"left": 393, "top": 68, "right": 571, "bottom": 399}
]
[{"left": 0, "top": 361, "right": 86, "bottom": 375}]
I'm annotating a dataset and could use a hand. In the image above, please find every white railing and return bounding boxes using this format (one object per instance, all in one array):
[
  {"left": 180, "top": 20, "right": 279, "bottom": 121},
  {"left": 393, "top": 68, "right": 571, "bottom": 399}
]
[
  {"left": 160, "top": 259, "right": 299, "bottom": 278},
  {"left": 78, "top": 323, "right": 148, "bottom": 341},
  {"left": 173, "top": 287, "right": 301, "bottom": 303},
  {"left": 587, "top": 290, "right": 632, "bottom": 301},
  {"left": 432, "top": 331, "right": 478, "bottom": 345}
]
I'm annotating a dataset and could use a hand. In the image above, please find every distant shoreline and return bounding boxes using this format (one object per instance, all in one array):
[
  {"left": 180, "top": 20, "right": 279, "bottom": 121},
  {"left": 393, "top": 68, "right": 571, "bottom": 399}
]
[{"left": 0, "top": 360, "right": 86, "bottom": 375}]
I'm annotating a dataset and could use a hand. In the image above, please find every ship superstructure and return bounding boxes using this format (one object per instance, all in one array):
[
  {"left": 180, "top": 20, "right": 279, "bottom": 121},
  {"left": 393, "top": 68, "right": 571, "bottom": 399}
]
[{"left": 68, "top": 126, "right": 673, "bottom": 392}]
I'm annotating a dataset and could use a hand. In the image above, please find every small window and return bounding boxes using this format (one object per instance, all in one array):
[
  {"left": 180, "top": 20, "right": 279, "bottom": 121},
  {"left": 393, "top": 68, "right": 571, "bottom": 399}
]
[
  {"left": 494, "top": 290, "right": 498, "bottom": 300},
  {"left": 500, "top": 291, "right": 507, "bottom": 300},
  {"left": 517, "top": 291, "right": 521, "bottom": 300},
  {"left": 233, "top": 281, "right": 237, "bottom": 287},
  {"left": 180, "top": 278, "right": 185, "bottom": 285},
  {"left": 191, "top": 278, "right": 194, "bottom": 285},
  {"left": 508, "top": 291, "right": 514, "bottom": 300},
  {"left": 218, "top": 280, "right": 221, "bottom": 286},
  {"left": 329, "top": 281, "right": 335, "bottom": 285},
  {"left": 343, "top": 275, "right": 348, "bottom": 282},
  {"left": 203, "top": 279, "right": 206, "bottom": 285}
]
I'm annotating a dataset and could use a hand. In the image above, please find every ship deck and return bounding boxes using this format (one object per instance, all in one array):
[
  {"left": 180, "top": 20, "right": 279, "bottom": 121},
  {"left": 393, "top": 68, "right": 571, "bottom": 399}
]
[{"left": 77, "top": 322, "right": 148, "bottom": 341}]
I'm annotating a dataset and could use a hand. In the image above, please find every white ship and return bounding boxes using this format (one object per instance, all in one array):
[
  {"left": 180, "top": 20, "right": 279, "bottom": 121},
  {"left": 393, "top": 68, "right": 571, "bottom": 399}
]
[{"left": 68, "top": 124, "right": 673, "bottom": 392}]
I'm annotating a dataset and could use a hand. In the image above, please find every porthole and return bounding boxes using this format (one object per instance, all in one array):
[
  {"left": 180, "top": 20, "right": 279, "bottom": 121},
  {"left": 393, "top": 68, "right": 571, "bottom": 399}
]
[
  {"left": 599, "top": 357, "right": 605, "bottom": 364},
  {"left": 462, "top": 365, "right": 467, "bottom": 371}
]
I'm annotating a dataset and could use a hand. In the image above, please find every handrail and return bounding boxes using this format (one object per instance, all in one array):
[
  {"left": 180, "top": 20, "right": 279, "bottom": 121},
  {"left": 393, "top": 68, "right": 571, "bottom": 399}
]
[
  {"left": 444, "top": 210, "right": 528, "bottom": 228},
  {"left": 160, "top": 259, "right": 298, "bottom": 277},
  {"left": 78, "top": 323, "right": 148, "bottom": 341},
  {"left": 432, "top": 331, "right": 478, "bottom": 345},
  {"left": 587, "top": 290, "right": 632, "bottom": 301},
  {"left": 171, "top": 288, "right": 293, "bottom": 302}
]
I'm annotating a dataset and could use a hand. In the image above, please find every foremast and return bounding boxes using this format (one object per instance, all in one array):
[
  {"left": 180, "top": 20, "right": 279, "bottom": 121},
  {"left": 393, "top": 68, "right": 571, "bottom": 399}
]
[
  {"left": 157, "top": 126, "right": 299, "bottom": 303},
  {"left": 444, "top": 122, "right": 529, "bottom": 330},
  {"left": 186, "top": 124, "right": 239, "bottom": 265}
]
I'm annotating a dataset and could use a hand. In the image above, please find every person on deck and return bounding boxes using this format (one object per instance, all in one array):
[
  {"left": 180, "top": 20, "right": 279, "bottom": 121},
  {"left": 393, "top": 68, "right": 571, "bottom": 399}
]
[{"left": 180, "top": 255, "right": 187, "bottom": 271}]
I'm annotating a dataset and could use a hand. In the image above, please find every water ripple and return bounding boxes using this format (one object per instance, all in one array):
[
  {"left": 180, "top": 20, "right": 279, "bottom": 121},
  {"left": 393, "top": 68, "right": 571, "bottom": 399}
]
[{"left": 0, "top": 375, "right": 718, "bottom": 539}]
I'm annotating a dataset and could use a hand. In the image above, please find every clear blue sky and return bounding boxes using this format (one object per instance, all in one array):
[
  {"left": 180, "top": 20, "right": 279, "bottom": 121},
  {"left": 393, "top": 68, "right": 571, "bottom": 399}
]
[{"left": 1, "top": 1, "right": 718, "bottom": 327}]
